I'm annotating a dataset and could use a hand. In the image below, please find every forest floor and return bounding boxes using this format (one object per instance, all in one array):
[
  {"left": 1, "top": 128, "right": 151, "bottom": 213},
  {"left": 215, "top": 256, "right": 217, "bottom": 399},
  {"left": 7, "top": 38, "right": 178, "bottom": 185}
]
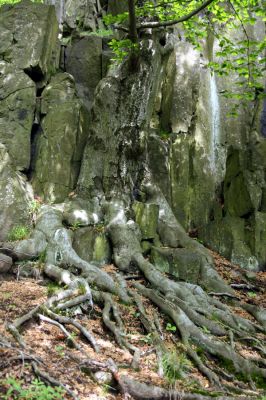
[{"left": 0, "top": 250, "right": 265, "bottom": 400}]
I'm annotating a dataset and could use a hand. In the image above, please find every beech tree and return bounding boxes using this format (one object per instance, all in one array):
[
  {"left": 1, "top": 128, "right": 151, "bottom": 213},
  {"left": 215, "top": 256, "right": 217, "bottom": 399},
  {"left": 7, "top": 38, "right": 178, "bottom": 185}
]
[
  {"left": 1, "top": 1, "right": 266, "bottom": 398},
  {"left": 106, "top": 0, "right": 265, "bottom": 103}
]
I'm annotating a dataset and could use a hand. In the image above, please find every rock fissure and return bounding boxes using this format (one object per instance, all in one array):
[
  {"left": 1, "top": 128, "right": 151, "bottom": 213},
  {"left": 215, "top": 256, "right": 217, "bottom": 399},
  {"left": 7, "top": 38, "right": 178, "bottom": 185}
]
[{"left": 0, "top": 1, "right": 266, "bottom": 399}]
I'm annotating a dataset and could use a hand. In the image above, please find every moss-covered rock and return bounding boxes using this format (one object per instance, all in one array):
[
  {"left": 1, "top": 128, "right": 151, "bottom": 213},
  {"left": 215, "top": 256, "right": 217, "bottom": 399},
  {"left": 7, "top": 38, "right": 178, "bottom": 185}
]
[
  {"left": 200, "top": 216, "right": 259, "bottom": 270},
  {"left": 0, "top": 0, "right": 59, "bottom": 85},
  {"left": 0, "top": 144, "right": 33, "bottom": 240},
  {"left": 65, "top": 36, "right": 103, "bottom": 110},
  {"left": 0, "top": 65, "right": 36, "bottom": 170},
  {"left": 133, "top": 201, "right": 159, "bottom": 240},
  {"left": 248, "top": 212, "right": 266, "bottom": 269},
  {"left": 0, "top": 0, "right": 59, "bottom": 171},
  {"left": 64, "top": 0, "right": 98, "bottom": 30},
  {"left": 32, "top": 73, "right": 89, "bottom": 203},
  {"left": 73, "top": 226, "right": 111, "bottom": 266},
  {"left": 150, "top": 246, "right": 201, "bottom": 283}
]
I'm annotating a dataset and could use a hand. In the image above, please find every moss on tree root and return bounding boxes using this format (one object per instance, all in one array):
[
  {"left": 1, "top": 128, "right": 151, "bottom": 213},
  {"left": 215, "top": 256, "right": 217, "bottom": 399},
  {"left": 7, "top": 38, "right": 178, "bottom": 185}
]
[{"left": 1, "top": 193, "right": 265, "bottom": 399}]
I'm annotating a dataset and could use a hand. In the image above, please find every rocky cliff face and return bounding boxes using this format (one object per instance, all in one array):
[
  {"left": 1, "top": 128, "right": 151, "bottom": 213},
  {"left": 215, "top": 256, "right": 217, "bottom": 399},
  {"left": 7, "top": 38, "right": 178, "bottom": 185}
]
[
  {"left": 1, "top": 3, "right": 266, "bottom": 393},
  {"left": 147, "top": 26, "right": 266, "bottom": 271},
  {"left": 0, "top": 0, "right": 265, "bottom": 271}
]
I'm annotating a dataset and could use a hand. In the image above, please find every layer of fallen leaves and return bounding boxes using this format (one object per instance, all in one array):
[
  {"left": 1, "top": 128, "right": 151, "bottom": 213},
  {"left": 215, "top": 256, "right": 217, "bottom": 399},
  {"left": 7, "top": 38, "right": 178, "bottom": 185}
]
[{"left": 0, "top": 252, "right": 265, "bottom": 399}]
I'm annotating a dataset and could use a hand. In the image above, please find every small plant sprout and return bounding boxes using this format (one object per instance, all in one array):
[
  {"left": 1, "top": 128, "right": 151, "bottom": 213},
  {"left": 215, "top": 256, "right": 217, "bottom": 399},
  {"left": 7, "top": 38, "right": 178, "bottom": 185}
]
[
  {"left": 162, "top": 351, "right": 192, "bottom": 383},
  {"left": 140, "top": 333, "right": 153, "bottom": 344},
  {"left": 247, "top": 291, "right": 257, "bottom": 298},
  {"left": 166, "top": 322, "right": 177, "bottom": 332},
  {"left": 55, "top": 345, "right": 65, "bottom": 357},
  {"left": 85, "top": 29, "right": 113, "bottom": 37},
  {"left": 8, "top": 225, "right": 31, "bottom": 241},
  {"left": 46, "top": 282, "right": 61, "bottom": 297},
  {"left": 68, "top": 220, "right": 82, "bottom": 231},
  {"left": 28, "top": 198, "right": 42, "bottom": 223},
  {"left": 2, "top": 377, "right": 65, "bottom": 400}
]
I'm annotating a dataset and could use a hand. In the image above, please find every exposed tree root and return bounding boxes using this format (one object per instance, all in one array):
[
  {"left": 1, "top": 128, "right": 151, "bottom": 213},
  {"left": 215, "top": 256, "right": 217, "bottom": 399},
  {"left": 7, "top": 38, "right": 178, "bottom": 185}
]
[
  {"left": 31, "top": 361, "right": 79, "bottom": 400},
  {"left": 108, "top": 359, "right": 238, "bottom": 400},
  {"left": 1, "top": 198, "right": 266, "bottom": 399},
  {"left": 0, "top": 337, "right": 78, "bottom": 399}
]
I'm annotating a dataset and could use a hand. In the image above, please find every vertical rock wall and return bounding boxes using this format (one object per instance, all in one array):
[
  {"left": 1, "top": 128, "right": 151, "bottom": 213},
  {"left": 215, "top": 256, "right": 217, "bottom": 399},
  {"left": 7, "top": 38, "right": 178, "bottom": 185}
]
[
  {"left": 0, "top": 0, "right": 265, "bottom": 270},
  {"left": 148, "top": 29, "right": 266, "bottom": 270}
]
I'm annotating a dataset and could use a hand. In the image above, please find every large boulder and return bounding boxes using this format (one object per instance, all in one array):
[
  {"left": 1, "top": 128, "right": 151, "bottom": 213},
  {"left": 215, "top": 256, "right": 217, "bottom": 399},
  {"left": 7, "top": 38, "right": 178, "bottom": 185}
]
[
  {"left": 0, "top": 64, "right": 36, "bottom": 171},
  {"left": 147, "top": 30, "right": 266, "bottom": 270},
  {"left": 150, "top": 246, "right": 201, "bottom": 283},
  {"left": 73, "top": 226, "right": 111, "bottom": 266},
  {"left": 0, "top": 253, "right": 12, "bottom": 273},
  {"left": 107, "top": 0, "right": 127, "bottom": 15},
  {"left": 64, "top": 0, "right": 98, "bottom": 30},
  {"left": 199, "top": 216, "right": 259, "bottom": 271},
  {"left": 32, "top": 73, "right": 89, "bottom": 203},
  {"left": 65, "top": 36, "right": 103, "bottom": 110},
  {"left": 0, "top": 0, "right": 59, "bottom": 85},
  {"left": 0, "top": 0, "right": 60, "bottom": 170},
  {"left": 133, "top": 201, "right": 159, "bottom": 240},
  {"left": 0, "top": 144, "right": 33, "bottom": 241}
]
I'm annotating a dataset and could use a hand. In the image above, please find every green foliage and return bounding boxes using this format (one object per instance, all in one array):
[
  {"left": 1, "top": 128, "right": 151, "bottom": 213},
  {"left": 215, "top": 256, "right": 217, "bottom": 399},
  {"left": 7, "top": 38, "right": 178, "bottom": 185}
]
[
  {"left": 93, "top": 222, "right": 106, "bottom": 233},
  {"left": 0, "top": 0, "right": 42, "bottom": 5},
  {"left": 28, "top": 199, "right": 42, "bottom": 225},
  {"left": 37, "top": 249, "right": 47, "bottom": 264},
  {"left": 69, "top": 221, "right": 82, "bottom": 231},
  {"left": 28, "top": 199, "right": 41, "bottom": 214},
  {"left": 46, "top": 281, "right": 61, "bottom": 297},
  {"left": 201, "top": 325, "right": 211, "bottom": 334},
  {"left": 103, "top": 12, "right": 128, "bottom": 27},
  {"left": 104, "top": 0, "right": 265, "bottom": 106},
  {"left": 83, "top": 29, "right": 113, "bottom": 37},
  {"left": 55, "top": 345, "right": 65, "bottom": 357},
  {"left": 77, "top": 281, "right": 87, "bottom": 294},
  {"left": 109, "top": 39, "right": 139, "bottom": 64},
  {"left": 0, "top": 0, "right": 18, "bottom": 5},
  {"left": 166, "top": 322, "right": 177, "bottom": 332},
  {"left": 162, "top": 350, "right": 192, "bottom": 383},
  {"left": 247, "top": 291, "right": 257, "bottom": 298},
  {"left": 2, "top": 377, "right": 65, "bottom": 400},
  {"left": 8, "top": 225, "right": 31, "bottom": 241},
  {"left": 158, "top": 130, "right": 171, "bottom": 141},
  {"left": 140, "top": 333, "right": 153, "bottom": 344}
]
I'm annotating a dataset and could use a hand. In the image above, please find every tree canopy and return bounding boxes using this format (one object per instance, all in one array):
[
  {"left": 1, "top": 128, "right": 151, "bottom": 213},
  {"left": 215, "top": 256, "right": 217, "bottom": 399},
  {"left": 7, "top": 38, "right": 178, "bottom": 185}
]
[
  {"left": 0, "top": 0, "right": 265, "bottom": 108},
  {"left": 105, "top": 0, "right": 265, "bottom": 108}
]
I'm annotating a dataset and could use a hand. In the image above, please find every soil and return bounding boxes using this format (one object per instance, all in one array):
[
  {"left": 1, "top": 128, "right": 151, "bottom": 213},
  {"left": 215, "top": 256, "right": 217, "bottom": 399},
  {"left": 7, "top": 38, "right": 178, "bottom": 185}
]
[{"left": 0, "top": 251, "right": 265, "bottom": 399}]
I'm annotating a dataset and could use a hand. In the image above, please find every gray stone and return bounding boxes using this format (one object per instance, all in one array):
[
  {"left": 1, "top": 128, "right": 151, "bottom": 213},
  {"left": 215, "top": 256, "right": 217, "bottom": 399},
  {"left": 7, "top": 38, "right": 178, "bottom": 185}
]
[
  {"left": 0, "top": 144, "right": 33, "bottom": 241},
  {"left": 107, "top": 0, "right": 128, "bottom": 15},
  {"left": 63, "top": 197, "right": 103, "bottom": 226},
  {"left": 133, "top": 201, "right": 159, "bottom": 240},
  {"left": 64, "top": 0, "right": 98, "bottom": 30},
  {"left": 249, "top": 212, "right": 266, "bottom": 269},
  {"left": 77, "top": 41, "right": 162, "bottom": 197},
  {"left": 0, "top": 253, "right": 12, "bottom": 273},
  {"left": 0, "top": 64, "right": 36, "bottom": 170},
  {"left": 0, "top": 0, "right": 59, "bottom": 85},
  {"left": 150, "top": 246, "right": 201, "bottom": 283},
  {"left": 73, "top": 226, "right": 111, "bottom": 266},
  {"left": 148, "top": 133, "right": 171, "bottom": 205},
  {"left": 65, "top": 36, "right": 102, "bottom": 110},
  {"left": 199, "top": 216, "right": 259, "bottom": 270},
  {"left": 146, "top": 30, "right": 266, "bottom": 270},
  {"left": 32, "top": 73, "right": 89, "bottom": 203},
  {"left": 0, "top": 1, "right": 60, "bottom": 171},
  {"left": 94, "top": 371, "right": 113, "bottom": 385},
  {"left": 13, "top": 230, "right": 47, "bottom": 261}
]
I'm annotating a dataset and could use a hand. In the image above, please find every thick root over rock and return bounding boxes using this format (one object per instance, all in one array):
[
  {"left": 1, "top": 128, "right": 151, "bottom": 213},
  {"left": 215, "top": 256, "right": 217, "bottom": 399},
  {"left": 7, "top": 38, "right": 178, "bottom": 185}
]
[{"left": 1, "top": 199, "right": 266, "bottom": 399}]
